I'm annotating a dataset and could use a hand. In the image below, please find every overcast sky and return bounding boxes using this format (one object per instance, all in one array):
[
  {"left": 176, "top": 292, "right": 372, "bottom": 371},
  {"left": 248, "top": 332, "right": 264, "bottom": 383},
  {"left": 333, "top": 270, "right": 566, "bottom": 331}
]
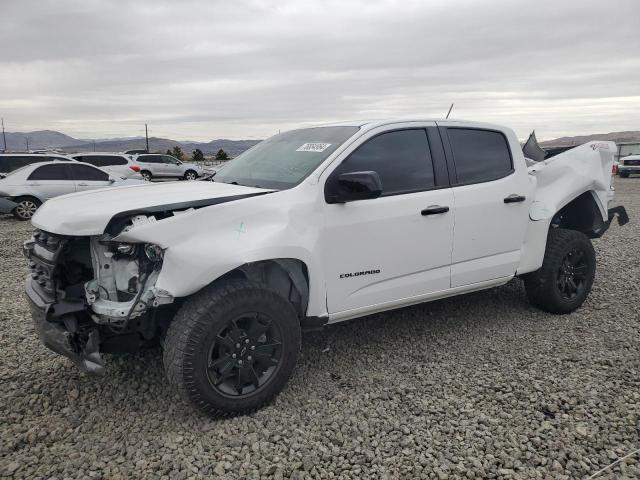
[{"left": 1, "top": 0, "right": 639, "bottom": 141}]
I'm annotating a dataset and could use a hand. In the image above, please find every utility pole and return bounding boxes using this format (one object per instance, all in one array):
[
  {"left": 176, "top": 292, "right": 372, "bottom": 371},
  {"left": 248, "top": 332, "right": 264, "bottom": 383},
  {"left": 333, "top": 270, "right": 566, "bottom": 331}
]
[
  {"left": 93, "top": 140, "right": 96, "bottom": 152},
  {"left": 25, "top": 137, "right": 30, "bottom": 151},
  {"left": 1, "top": 118, "right": 6, "bottom": 152},
  {"left": 145, "top": 123, "right": 149, "bottom": 152}
]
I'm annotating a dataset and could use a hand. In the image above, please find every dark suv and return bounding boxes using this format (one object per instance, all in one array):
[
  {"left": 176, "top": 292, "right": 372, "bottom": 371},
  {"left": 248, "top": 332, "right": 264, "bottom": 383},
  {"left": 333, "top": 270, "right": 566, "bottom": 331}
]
[{"left": 0, "top": 153, "right": 75, "bottom": 178}]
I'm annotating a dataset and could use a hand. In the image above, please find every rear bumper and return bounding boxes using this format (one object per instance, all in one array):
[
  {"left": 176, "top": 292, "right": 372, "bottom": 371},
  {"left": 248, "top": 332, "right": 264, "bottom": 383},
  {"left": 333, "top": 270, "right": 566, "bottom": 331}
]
[
  {"left": 0, "top": 197, "right": 17, "bottom": 214},
  {"left": 25, "top": 274, "right": 105, "bottom": 375}
]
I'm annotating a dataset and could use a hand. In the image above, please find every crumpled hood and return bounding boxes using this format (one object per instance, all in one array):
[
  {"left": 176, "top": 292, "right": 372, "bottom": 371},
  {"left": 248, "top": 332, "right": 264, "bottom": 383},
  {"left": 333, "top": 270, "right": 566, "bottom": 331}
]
[{"left": 32, "top": 181, "right": 272, "bottom": 236}]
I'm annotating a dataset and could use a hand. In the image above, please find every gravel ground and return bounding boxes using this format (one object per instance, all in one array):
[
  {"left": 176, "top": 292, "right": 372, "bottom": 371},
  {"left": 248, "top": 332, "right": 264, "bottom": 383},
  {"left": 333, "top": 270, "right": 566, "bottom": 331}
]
[{"left": 1, "top": 179, "right": 638, "bottom": 480}]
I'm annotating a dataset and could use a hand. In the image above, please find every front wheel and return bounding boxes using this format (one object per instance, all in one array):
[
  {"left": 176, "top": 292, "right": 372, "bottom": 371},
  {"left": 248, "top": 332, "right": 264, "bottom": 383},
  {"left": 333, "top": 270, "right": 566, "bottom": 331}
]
[
  {"left": 524, "top": 228, "right": 596, "bottom": 314},
  {"left": 163, "top": 279, "right": 301, "bottom": 416},
  {"left": 13, "top": 196, "right": 41, "bottom": 220}
]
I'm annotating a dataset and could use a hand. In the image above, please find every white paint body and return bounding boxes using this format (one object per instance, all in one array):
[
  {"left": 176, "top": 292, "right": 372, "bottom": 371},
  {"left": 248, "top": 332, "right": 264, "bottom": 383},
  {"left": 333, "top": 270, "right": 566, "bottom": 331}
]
[
  {"left": 31, "top": 120, "right": 617, "bottom": 324},
  {"left": 70, "top": 153, "right": 144, "bottom": 179}
]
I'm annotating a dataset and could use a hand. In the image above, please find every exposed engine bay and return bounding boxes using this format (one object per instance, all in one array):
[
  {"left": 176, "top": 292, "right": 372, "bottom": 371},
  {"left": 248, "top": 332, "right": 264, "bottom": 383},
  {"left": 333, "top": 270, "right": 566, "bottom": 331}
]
[
  {"left": 23, "top": 215, "right": 176, "bottom": 374},
  {"left": 85, "top": 216, "right": 174, "bottom": 324}
]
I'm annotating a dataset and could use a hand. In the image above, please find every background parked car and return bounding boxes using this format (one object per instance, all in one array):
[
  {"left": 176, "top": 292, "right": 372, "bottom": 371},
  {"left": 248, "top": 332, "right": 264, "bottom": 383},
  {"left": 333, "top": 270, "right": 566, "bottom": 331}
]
[
  {"left": 0, "top": 153, "right": 76, "bottom": 178},
  {"left": 0, "top": 161, "right": 143, "bottom": 220},
  {"left": 124, "top": 149, "right": 149, "bottom": 156},
  {"left": 131, "top": 154, "right": 203, "bottom": 181},
  {"left": 618, "top": 154, "right": 640, "bottom": 177},
  {"left": 71, "top": 153, "right": 143, "bottom": 179}
]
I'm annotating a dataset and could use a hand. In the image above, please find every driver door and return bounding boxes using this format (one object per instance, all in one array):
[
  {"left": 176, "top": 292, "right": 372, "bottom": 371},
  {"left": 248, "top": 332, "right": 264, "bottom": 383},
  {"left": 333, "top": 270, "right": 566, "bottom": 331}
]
[{"left": 323, "top": 125, "right": 454, "bottom": 316}]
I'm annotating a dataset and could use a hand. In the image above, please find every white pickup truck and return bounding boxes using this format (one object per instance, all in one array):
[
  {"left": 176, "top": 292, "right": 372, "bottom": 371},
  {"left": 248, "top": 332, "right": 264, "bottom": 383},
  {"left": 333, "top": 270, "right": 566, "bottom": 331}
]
[{"left": 23, "top": 120, "right": 628, "bottom": 415}]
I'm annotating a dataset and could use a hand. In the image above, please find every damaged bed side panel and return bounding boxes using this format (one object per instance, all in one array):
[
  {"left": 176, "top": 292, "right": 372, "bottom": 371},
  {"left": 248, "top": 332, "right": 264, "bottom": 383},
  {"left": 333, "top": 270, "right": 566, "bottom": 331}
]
[
  {"left": 516, "top": 141, "right": 616, "bottom": 275},
  {"left": 527, "top": 141, "right": 615, "bottom": 222}
]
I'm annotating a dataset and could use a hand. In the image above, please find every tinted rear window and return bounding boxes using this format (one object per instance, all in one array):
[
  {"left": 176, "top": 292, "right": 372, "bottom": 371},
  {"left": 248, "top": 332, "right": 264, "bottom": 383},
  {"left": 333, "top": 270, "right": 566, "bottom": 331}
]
[
  {"left": 28, "top": 164, "right": 69, "bottom": 180},
  {"left": 0, "top": 156, "right": 49, "bottom": 173},
  {"left": 138, "top": 155, "right": 162, "bottom": 164},
  {"left": 78, "top": 155, "right": 127, "bottom": 167},
  {"left": 69, "top": 164, "right": 109, "bottom": 181},
  {"left": 447, "top": 128, "right": 513, "bottom": 184}
]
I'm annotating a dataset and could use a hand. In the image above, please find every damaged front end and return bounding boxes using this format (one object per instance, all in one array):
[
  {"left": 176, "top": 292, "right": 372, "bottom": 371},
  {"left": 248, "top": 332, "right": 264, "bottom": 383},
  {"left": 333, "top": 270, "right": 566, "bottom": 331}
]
[{"left": 23, "top": 216, "right": 174, "bottom": 375}]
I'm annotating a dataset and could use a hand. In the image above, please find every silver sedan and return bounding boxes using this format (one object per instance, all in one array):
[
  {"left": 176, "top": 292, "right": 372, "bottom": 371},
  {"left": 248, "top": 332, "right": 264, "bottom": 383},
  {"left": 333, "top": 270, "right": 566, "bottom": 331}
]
[{"left": 0, "top": 161, "right": 144, "bottom": 220}]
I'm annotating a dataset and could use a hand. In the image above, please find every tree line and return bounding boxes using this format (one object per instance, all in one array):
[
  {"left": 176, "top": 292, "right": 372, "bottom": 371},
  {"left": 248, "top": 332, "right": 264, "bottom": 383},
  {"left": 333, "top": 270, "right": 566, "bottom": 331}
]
[{"left": 164, "top": 145, "right": 230, "bottom": 161}]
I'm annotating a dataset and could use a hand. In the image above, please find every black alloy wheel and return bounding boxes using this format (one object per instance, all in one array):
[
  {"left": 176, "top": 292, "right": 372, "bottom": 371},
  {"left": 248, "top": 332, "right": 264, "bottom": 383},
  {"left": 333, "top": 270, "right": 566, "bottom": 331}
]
[
  {"left": 207, "top": 312, "right": 283, "bottom": 397},
  {"left": 163, "top": 279, "right": 301, "bottom": 416},
  {"left": 524, "top": 228, "right": 596, "bottom": 314},
  {"left": 556, "top": 248, "right": 589, "bottom": 300}
]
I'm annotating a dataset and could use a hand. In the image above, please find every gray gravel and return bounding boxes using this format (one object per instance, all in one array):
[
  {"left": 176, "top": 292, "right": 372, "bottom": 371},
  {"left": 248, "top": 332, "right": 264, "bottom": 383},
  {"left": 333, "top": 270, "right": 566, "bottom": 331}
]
[{"left": 1, "top": 179, "right": 639, "bottom": 479}]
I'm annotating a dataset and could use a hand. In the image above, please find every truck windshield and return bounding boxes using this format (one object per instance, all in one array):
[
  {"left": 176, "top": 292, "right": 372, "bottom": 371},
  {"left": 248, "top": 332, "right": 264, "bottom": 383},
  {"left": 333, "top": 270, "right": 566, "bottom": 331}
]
[{"left": 214, "top": 126, "right": 359, "bottom": 189}]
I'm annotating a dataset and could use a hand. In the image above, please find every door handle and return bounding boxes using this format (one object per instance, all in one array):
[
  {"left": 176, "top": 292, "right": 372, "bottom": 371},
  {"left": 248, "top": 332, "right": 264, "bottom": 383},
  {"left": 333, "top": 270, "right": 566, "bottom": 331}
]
[
  {"left": 421, "top": 205, "right": 449, "bottom": 215},
  {"left": 504, "top": 194, "right": 526, "bottom": 203},
  {"left": 77, "top": 182, "right": 88, "bottom": 186}
]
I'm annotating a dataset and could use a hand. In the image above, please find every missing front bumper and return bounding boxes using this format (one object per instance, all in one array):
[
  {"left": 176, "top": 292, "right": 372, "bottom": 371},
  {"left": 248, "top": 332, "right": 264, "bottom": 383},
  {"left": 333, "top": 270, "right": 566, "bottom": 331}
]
[{"left": 25, "top": 277, "right": 105, "bottom": 375}]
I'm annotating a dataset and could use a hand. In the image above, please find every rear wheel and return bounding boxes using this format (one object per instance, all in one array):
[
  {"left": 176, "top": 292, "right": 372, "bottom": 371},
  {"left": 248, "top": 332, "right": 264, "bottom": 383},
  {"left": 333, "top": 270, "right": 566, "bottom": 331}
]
[
  {"left": 13, "top": 196, "right": 41, "bottom": 221},
  {"left": 141, "top": 170, "right": 152, "bottom": 181},
  {"left": 524, "top": 228, "right": 596, "bottom": 314},
  {"left": 163, "top": 279, "right": 301, "bottom": 416}
]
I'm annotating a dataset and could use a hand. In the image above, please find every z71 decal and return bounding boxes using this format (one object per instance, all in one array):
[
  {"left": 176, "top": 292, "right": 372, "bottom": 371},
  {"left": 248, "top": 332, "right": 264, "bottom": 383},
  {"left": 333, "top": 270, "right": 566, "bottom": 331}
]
[{"left": 339, "top": 269, "right": 381, "bottom": 279}]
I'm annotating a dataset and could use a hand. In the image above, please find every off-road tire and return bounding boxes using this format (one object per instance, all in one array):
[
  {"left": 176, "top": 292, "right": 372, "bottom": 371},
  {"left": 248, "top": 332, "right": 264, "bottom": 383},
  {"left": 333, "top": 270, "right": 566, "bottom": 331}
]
[
  {"left": 163, "top": 279, "right": 301, "bottom": 416},
  {"left": 13, "top": 196, "right": 41, "bottom": 221},
  {"left": 140, "top": 170, "right": 152, "bottom": 181},
  {"left": 524, "top": 228, "right": 596, "bottom": 314}
]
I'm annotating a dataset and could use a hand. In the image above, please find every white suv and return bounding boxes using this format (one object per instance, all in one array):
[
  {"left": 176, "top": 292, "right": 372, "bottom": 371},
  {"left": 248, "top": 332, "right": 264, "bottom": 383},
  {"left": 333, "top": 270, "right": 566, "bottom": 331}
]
[
  {"left": 71, "top": 153, "right": 143, "bottom": 179},
  {"left": 131, "top": 154, "right": 203, "bottom": 181}
]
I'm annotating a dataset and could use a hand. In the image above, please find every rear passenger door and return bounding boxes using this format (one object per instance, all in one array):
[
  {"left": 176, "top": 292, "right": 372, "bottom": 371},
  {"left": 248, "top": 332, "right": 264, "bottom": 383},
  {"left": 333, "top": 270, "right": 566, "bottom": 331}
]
[
  {"left": 68, "top": 164, "right": 112, "bottom": 192},
  {"left": 162, "top": 156, "right": 183, "bottom": 177},
  {"left": 439, "top": 125, "right": 533, "bottom": 287},
  {"left": 26, "top": 164, "right": 76, "bottom": 199},
  {"left": 138, "top": 155, "right": 163, "bottom": 176}
]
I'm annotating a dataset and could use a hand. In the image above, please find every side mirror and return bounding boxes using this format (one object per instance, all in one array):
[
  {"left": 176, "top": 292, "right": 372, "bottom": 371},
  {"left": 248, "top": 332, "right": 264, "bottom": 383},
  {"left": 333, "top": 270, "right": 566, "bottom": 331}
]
[{"left": 326, "top": 171, "right": 383, "bottom": 204}]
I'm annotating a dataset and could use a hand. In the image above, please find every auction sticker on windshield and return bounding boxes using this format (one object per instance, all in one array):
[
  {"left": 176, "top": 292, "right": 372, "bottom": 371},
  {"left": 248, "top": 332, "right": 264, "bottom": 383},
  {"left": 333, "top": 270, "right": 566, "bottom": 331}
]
[{"left": 296, "top": 143, "right": 331, "bottom": 152}]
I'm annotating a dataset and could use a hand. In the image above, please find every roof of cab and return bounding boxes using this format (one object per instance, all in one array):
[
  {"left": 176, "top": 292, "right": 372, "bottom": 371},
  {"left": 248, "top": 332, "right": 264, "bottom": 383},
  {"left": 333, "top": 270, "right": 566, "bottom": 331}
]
[{"left": 316, "top": 118, "right": 504, "bottom": 131}]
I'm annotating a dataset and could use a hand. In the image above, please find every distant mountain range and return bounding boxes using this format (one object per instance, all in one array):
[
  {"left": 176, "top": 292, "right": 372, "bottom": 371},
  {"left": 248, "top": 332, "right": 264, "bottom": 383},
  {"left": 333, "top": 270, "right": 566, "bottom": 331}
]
[
  {"left": 4, "top": 128, "right": 639, "bottom": 156},
  {"left": 2, "top": 130, "right": 260, "bottom": 157},
  {"left": 540, "top": 131, "right": 640, "bottom": 147}
]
